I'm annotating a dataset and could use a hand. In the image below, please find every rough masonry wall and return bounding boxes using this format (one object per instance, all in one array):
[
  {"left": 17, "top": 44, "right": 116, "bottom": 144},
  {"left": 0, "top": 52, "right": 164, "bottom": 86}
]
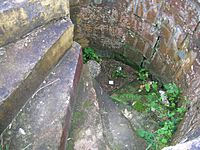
[{"left": 70, "top": 0, "right": 200, "bottom": 143}]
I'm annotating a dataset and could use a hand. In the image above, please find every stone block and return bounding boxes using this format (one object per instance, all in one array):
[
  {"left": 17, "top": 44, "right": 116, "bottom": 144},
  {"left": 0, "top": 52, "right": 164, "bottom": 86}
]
[
  {"left": 0, "top": 42, "right": 83, "bottom": 150},
  {"left": 163, "top": 137, "right": 200, "bottom": 150},
  {"left": 142, "top": 0, "right": 162, "bottom": 24},
  {"left": 161, "top": 0, "right": 199, "bottom": 35},
  {"left": 123, "top": 44, "right": 144, "bottom": 67},
  {"left": 144, "top": 52, "right": 178, "bottom": 83},
  {"left": 125, "top": 0, "right": 162, "bottom": 24},
  {"left": 0, "top": 19, "right": 74, "bottom": 133},
  {"left": 160, "top": 23, "right": 173, "bottom": 45},
  {"left": 67, "top": 64, "right": 107, "bottom": 150},
  {"left": 0, "top": 0, "right": 70, "bottom": 47},
  {"left": 70, "top": 0, "right": 79, "bottom": 6},
  {"left": 94, "top": 81, "right": 146, "bottom": 150},
  {"left": 125, "top": 31, "right": 153, "bottom": 59},
  {"left": 133, "top": 20, "right": 158, "bottom": 47},
  {"left": 135, "top": 37, "right": 147, "bottom": 56}
]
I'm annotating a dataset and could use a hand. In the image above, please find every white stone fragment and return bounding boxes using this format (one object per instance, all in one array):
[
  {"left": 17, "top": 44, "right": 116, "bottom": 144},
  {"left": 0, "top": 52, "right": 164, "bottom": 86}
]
[
  {"left": 159, "top": 90, "right": 169, "bottom": 106},
  {"left": 123, "top": 109, "right": 133, "bottom": 120},
  {"left": 109, "top": 80, "right": 114, "bottom": 85},
  {"left": 117, "top": 66, "right": 122, "bottom": 71},
  {"left": 8, "top": 123, "right": 12, "bottom": 129},
  {"left": 19, "top": 128, "right": 26, "bottom": 135}
]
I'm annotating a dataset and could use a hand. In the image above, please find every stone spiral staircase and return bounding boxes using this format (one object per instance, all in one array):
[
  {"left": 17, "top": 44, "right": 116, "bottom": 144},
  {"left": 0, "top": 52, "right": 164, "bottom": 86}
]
[
  {"left": 0, "top": 0, "right": 83, "bottom": 149},
  {"left": 0, "top": 0, "right": 200, "bottom": 150}
]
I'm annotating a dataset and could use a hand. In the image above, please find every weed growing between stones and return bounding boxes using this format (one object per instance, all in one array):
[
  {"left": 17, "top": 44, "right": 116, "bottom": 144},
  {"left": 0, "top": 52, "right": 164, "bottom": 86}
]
[
  {"left": 83, "top": 47, "right": 101, "bottom": 64},
  {"left": 112, "top": 67, "right": 127, "bottom": 79},
  {"left": 111, "top": 68, "right": 188, "bottom": 150},
  {"left": 137, "top": 68, "right": 149, "bottom": 81}
]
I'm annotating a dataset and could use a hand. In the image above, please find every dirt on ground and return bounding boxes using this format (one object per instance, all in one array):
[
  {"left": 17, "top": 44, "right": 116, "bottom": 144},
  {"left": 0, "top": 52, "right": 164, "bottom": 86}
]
[{"left": 96, "top": 59, "right": 137, "bottom": 94}]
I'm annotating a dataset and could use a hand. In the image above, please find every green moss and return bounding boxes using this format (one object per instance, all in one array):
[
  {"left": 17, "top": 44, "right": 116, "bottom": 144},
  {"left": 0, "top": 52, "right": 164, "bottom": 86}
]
[
  {"left": 71, "top": 111, "right": 85, "bottom": 129},
  {"left": 66, "top": 139, "right": 74, "bottom": 150},
  {"left": 67, "top": 110, "right": 86, "bottom": 150},
  {"left": 132, "top": 101, "right": 146, "bottom": 112},
  {"left": 83, "top": 100, "right": 93, "bottom": 109}
]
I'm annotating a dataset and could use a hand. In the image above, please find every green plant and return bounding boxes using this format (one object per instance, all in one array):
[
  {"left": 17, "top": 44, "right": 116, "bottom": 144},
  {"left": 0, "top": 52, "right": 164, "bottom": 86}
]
[
  {"left": 83, "top": 47, "right": 101, "bottom": 64},
  {"left": 112, "top": 67, "right": 127, "bottom": 78},
  {"left": 137, "top": 68, "right": 149, "bottom": 81},
  {"left": 132, "top": 101, "right": 146, "bottom": 112},
  {"left": 111, "top": 93, "right": 141, "bottom": 105},
  {"left": 111, "top": 93, "right": 147, "bottom": 112},
  {"left": 139, "top": 83, "right": 187, "bottom": 149},
  {"left": 145, "top": 83, "right": 151, "bottom": 92},
  {"left": 137, "top": 129, "right": 156, "bottom": 150},
  {"left": 111, "top": 73, "right": 187, "bottom": 149},
  {"left": 164, "top": 83, "right": 181, "bottom": 109}
]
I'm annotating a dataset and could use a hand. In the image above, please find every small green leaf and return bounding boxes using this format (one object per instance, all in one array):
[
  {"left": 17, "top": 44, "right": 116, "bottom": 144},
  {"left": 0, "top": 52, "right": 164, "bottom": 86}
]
[
  {"left": 132, "top": 101, "right": 146, "bottom": 112},
  {"left": 137, "top": 68, "right": 149, "bottom": 81},
  {"left": 152, "top": 82, "right": 158, "bottom": 91},
  {"left": 161, "top": 138, "right": 168, "bottom": 144},
  {"left": 83, "top": 47, "right": 101, "bottom": 63},
  {"left": 145, "top": 83, "right": 151, "bottom": 92},
  {"left": 137, "top": 129, "right": 146, "bottom": 138}
]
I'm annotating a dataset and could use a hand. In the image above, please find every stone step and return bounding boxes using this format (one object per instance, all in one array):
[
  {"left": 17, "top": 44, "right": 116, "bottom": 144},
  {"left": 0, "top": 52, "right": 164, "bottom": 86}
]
[
  {"left": 0, "top": 0, "right": 70, "bottom": 47},
  {"left": 67, "top": 64, "right": 108, "bottom": 150},
  {"left": 0, "top": 42, "right": 83, "bottom": 150},
  {"left": 94, "top": 81, "right": 146, "bottom": 150},
  {"left": 0, "top": 19, "right": 74, "bottom": 133},
  {"left": 162, "top": 137, "right": 200, "bottom": 150}
]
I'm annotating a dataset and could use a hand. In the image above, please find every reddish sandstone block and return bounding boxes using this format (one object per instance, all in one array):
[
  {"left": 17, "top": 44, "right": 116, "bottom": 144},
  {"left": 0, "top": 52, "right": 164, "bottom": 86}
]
[
  {"left": 136, "top": 1, "right": 144, "bottom": 17},
  {"left": 161, "top": 23, "right": 173, "bottom": 44},
  {"left": 126, "top": 29, "right": 153, "bottom": 59},
  {"left": 145, "top": 51, "right": 181, "bottom": 82},
  {"left": 147, "top": 9, "right": 158, "bottom": 24},
  {"left": 144, "top": 0, "right": 162, "bottom": 24},
  {"left": 161, "top": 0, "right": 199, "bottom": 34},
  {"left": 126, "top": 33, "right": 138, "bottom": 48},
  {"left": 123, "top": 45, "right": 144, "bottom": 67}
]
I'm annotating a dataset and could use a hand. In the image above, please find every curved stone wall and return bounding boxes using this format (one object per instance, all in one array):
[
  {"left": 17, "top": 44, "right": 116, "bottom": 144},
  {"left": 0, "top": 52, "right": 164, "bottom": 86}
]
[{"left": 71, "top": 0, "right": 200, "bottom": 144}]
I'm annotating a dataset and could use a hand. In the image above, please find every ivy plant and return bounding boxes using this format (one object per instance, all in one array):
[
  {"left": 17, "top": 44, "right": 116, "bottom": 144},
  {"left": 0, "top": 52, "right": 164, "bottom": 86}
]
[{"left": 82, "top": 47, "right": 101, "bottom": 64}]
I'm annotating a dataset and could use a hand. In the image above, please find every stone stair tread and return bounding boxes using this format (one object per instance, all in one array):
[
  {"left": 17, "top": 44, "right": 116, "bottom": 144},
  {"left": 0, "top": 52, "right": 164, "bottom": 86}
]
[
  {"left": 0, "top": 0, "right": 69, "bottom": 47},
  {"left": 94, "top": 81, "right": 146, "bottom": 150},
  {"left": 67, "top": 64, "right": 108, "bottom": 150},
  {"left": 0, "top": 19, "right": 74, "bottom": 133},
  {"left": 1, "top": 42, "right": 82, "bottom": 150}
]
